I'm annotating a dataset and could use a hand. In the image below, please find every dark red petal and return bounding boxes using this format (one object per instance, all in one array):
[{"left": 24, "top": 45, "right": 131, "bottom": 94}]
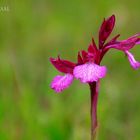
[
  {"left": 116, "top": 35, "right": 140, "bottom": 50},
  {"left": 99, "top": 15, "right": 115, "bottom": 48},
  {"left": 104, "top": 34, "right": 120, "bottom": 47},
  {"left": 58, "top": 56, "right": 75, "bottom": 68},
  {"left": 77, "top": 52, "right": 83, "bottom": 64},
  {"left": 88, "top": 44, "right": 95, "bottom": 54},
  {"left": 106, "top": 37, "right": 139, "bottom": 51},
  {"left": 50, "top": 57, "right": 75, "bottom": 73},
  {"left": 92, "top": 37, "right": 98, "bottom": 51},
  {"left": 88, "top": 38, "right": 98, "bottom": 54},
  {"left": 118, "top": 40, "right": 136, "bottom": 50},
  {"left": 108, "top": 34, "right": 120, "bottom": 44},
  {"left": 81, "top": 50, "right": 88, "bottom": 63}
]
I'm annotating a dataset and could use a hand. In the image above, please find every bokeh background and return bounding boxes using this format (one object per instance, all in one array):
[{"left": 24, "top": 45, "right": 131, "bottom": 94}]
[{"left": 0, "top": 0, "right": 140, "bottom": 140}]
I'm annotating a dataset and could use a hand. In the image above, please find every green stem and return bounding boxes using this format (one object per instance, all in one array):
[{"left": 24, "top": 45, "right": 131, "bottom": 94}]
[{"left": 89, "top": 81, "right": 99, "bottom": 140}]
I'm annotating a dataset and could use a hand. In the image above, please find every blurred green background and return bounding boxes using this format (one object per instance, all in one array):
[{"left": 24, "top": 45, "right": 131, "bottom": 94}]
[{"left": 0, "top": 0, "right": 140, "bottom": 140}]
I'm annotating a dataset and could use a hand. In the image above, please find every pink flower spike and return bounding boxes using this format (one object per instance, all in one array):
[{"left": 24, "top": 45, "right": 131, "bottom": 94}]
[
  {"left": 73, "top": 63, "right": 107, "bottom": 83},
  {"left": 51, "top": 74, "right": 74, "bottom": 93},
  {"left": 125, "top": 51, "right": 140, "bottom": 69}
]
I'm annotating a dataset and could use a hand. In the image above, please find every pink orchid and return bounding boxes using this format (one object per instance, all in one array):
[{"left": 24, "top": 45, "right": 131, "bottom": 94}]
[
  {"left": 50, "top": 56, "right": 76, "bottom": 92},
  {"left": 50, "top": 15, "right": 140, "bottom": 139},
  {"left": 105, "top": 33, "right": 140, "bottom": 69}
]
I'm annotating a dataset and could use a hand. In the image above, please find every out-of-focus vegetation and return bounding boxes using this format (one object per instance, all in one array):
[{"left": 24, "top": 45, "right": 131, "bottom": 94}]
[{"left": 0, "top": 0, "right": 140, "bottom": 139}]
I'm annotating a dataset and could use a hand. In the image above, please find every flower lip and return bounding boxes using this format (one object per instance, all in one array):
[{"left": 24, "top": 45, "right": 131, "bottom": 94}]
[
  {"left": 73, "top": 63, "right": 107, "bottom": 83},
  {"left": 51, "top": 74, "right": 74, "bottom": 93}
]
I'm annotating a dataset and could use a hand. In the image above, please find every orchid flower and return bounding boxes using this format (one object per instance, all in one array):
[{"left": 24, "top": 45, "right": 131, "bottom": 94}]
[{"left": 50, "top": 15, "right": 140, "bottom": 139}]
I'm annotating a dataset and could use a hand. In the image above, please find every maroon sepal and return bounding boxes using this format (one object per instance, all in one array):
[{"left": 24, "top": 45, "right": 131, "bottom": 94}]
[
  {"left": 77, "top": 52, "right": 83, "bottom": 64},
  {"left": 81, "top": 50, "right": 88, "bottom": 63},
  {"left": 50, "top": 56, "right": 76, "bottom": 74},
  {"left": 88, "top": 44, "right": 95, "bottom": 54},
  {"left": 104, "top": 34, "right": 120, "bottom": 47},
  {"left": 99, "top": 15, "right": 115, "bottom": 48},
  {"left": 88, "top": 38, "right": 98, "bottom": 53},
  {"left": 111, "top": 36, "right": 140, "bottom": 51}
]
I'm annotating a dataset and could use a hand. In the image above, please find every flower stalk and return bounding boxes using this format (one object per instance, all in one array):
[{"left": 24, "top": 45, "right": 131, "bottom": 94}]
[{"left": 89, "top": 81, "right": 99, "bottom": 140}]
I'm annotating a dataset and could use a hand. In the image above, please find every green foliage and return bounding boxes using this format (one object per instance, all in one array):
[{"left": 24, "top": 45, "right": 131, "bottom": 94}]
[{"left": 0, "top": 0, "right": 140, "bottom": 139}]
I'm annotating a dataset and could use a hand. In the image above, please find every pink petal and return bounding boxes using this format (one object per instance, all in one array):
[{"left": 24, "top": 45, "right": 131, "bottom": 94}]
[
  {"left": 125, "top": 51, "right": 140, "bottom": 69},
  {"left": 73, "top": 63, "right": 107, "bottom": 83},
  {"left": 106, "top": 33, "right": 140, "bottom": 51},
  {"left": 51, "top": 74, "right": 74, "bottom": 93}
]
